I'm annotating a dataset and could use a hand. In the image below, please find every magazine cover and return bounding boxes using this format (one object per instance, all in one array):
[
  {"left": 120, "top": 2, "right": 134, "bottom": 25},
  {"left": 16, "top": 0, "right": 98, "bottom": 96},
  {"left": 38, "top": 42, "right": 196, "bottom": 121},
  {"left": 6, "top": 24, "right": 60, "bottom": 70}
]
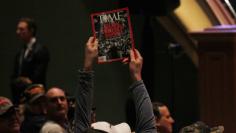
[{"left": 91, "top": 7, "right": 135, "bottom": 63}]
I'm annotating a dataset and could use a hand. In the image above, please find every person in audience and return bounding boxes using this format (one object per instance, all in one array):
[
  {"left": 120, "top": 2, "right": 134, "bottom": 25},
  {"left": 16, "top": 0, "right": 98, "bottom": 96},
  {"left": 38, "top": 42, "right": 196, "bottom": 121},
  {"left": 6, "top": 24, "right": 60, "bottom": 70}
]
[
  {"left": 11, "top": 75, "right": 32, "bottom": 105},
  {"left": 41, "top": 86, "right": 73, "bottom": 133},
  {"left": 67, "top": 96, "right": 76, "bottom": 127},
  {"left": 11, "top": 17, "right": 50, "bottom": 104},
  {"left": 75, "top": 36, "right": 157, "bottom": 133},
  {"left": 90, "top": 107, "right": 96, "bottom": 124},
  {"left": 0, "top": 96, "right": 21, "bottom": 133},
  {"left": 20, "top": 84, "right": 47, "bottom": 133},
  {"left": 152, "top": 102, "right": 174, "bottom": 133}
]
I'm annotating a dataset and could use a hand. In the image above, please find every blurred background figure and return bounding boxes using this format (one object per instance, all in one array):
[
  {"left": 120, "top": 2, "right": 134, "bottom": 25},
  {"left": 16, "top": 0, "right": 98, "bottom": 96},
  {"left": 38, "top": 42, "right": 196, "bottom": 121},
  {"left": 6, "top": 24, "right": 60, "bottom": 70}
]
[
  {"left": 11, "top": 17, "right": 50, "bottom": 105},
  {"left": 10, "top": 76, "right": 32, "bottom": 105},
  {"left": 91, "top": 107, "right": 96, "bottom": 124},
  {"left": 67, "top": 95, "right": 75, "bottom": 122}
]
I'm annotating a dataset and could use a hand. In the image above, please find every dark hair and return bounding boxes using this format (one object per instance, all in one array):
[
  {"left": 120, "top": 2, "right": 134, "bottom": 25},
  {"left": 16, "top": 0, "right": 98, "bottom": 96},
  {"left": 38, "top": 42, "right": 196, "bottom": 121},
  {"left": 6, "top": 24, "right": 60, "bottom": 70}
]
[
  {"left": 19, "top": 17, "right": 37, "bottom": 36},
  {"left": 152, "top": 102, "right": 165, "bottom": 119}
]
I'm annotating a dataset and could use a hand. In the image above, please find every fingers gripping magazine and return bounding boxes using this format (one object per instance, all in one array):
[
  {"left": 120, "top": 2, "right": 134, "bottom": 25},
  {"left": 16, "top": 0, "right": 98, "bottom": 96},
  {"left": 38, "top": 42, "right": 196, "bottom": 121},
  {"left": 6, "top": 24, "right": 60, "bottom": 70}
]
[{"left": 91, "top": 8, "right": 135, "bottom": 63}]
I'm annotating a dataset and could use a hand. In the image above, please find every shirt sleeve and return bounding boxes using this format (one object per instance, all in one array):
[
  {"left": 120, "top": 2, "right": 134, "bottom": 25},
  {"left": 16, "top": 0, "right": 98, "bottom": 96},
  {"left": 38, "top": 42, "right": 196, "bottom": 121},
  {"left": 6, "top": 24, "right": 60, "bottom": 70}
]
[
  {"left": 75, "top": 70, "right": 94, "bottom": 133},
  {"left": 129, "top": 80, "right": 157, "bottom": 133}
]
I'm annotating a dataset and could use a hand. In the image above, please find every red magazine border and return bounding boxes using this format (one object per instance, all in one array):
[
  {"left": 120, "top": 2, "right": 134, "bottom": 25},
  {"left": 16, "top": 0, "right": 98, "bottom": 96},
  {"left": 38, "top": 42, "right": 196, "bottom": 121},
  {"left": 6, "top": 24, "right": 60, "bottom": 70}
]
[{"left": 90, "top": 7, "right": 135, "bottom": 64}]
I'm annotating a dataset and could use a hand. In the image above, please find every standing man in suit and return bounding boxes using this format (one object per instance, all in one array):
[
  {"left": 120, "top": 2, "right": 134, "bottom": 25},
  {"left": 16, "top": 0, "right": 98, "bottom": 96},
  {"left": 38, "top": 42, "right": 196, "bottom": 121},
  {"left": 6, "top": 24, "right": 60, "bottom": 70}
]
[{"left": 11, "top": 17, "right": 50, "bottom": 104}]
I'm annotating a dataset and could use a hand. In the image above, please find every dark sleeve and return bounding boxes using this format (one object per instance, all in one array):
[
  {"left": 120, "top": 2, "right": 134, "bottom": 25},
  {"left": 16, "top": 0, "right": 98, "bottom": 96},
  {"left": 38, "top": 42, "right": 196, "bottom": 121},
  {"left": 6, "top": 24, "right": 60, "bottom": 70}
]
[
  {"left": 75, "top": 70, "right": 94, "bottom": 133},
  {"left": 129, "top": 80, "right": 157, "bottom": 133},
  {"left": 11, "top": 52, "right": 21, "bottom": 80},
  {"left": 31, "top": 45, "right": 50, "bottom": 84}
]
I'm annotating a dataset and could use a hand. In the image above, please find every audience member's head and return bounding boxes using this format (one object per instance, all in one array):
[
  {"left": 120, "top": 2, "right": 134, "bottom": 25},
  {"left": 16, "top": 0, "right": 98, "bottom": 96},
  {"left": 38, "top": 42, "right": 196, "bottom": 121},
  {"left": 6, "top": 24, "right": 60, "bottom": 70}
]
[
  {"left": 16, "top": 17, "right": 37, "bottom": 42},
  {"left": 11, "top": 76, "right": 32, "bottom": 104},
  {"left": 45, "top": 87, "right": 68, "bottom": 124},
  {"left": 23, "top": 84, "right": 46, "bottom": 114},
  {"left": 0, "top": 96, "right": 20, "bottom": 133},
  {"left": 152, "top": 102, "right": 174, "bottom": 133},
  {"left": 179, "top": 121, "right": 211, "bottom": 133}
]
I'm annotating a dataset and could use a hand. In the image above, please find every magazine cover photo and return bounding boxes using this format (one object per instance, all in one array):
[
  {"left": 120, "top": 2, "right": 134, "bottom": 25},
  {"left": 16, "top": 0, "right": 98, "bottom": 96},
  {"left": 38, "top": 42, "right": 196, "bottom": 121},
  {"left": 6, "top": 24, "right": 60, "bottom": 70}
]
[{"left": 91, "top": 8, "right": 135, "bottom": 63}]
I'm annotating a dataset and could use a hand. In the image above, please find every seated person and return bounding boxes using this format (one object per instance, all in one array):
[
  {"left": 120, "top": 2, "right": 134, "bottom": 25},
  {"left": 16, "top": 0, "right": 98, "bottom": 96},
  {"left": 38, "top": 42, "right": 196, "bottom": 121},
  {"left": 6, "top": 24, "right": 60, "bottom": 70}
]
[
  {"left": 152, "top": 102, "right": 175, "bottom": 133},
  {"left": 21, "top": 84, "right": 47, "bottom": 133},
  {"left": 0, "top": 96, "right": 21, "bottom": 133},
  {"left": 41, "top": 87, "right": 70, "bottom": 133},
  {"left": 11, "top": 76, "right": 32, "bottom": 105}
]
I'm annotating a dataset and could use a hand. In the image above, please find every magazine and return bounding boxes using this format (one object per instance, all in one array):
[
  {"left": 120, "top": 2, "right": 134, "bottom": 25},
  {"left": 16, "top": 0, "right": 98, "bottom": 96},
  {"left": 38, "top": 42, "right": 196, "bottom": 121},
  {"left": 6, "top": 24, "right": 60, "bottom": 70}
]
[{"left": 91, "top": 8, "right": 135, "bottom": 63}]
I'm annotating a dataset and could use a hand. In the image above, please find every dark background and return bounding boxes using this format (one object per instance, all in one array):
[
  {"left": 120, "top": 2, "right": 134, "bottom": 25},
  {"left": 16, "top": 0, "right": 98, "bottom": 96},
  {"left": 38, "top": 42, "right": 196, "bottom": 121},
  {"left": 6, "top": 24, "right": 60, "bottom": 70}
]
[{"left": 0, "top": 0, "right": 198, "bottom": 132}]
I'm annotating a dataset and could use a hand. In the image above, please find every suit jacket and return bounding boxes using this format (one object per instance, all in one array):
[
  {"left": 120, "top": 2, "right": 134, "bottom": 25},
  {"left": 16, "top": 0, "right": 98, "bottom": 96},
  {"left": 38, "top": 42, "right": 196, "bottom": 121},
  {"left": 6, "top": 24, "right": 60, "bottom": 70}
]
[{"left": 12, "top": 41, "right": 50, "bottom": 86}]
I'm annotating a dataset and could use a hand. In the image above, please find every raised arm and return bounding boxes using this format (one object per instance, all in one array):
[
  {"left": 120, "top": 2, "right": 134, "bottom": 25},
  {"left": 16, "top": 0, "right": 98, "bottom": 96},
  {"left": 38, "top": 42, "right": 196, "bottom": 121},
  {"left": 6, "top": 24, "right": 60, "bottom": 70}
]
[
  {"left": 128, "top": 49, "right": 157, "bottom": 133},
  {"left": 83, "top": 37, "right": 98, "bottom": 71},
  {"left": 75, "top": 37, "right": 98, "bottom": 132}
]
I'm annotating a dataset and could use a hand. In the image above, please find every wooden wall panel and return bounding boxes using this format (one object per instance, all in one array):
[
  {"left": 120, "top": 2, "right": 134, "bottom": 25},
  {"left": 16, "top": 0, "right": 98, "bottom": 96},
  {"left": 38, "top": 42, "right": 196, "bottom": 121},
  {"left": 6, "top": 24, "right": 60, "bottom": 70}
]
[{"left": 191, "top": 31, "right": 236, "bottom": 133}]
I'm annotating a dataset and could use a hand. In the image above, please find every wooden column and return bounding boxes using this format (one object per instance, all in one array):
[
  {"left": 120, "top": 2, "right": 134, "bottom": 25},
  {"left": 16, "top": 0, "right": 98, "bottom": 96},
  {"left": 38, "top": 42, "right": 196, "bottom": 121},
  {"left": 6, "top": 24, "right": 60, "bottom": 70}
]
[{"left": 190, "top": 30, "right": 236, "bottom": 133}]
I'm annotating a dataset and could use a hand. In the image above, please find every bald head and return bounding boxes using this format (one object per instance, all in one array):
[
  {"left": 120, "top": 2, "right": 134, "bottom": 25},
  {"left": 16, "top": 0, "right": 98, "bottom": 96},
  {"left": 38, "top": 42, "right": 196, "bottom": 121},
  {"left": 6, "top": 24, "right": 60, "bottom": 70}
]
[{"left": 46, "top": 87, "right": 65, "bottom": 97}]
